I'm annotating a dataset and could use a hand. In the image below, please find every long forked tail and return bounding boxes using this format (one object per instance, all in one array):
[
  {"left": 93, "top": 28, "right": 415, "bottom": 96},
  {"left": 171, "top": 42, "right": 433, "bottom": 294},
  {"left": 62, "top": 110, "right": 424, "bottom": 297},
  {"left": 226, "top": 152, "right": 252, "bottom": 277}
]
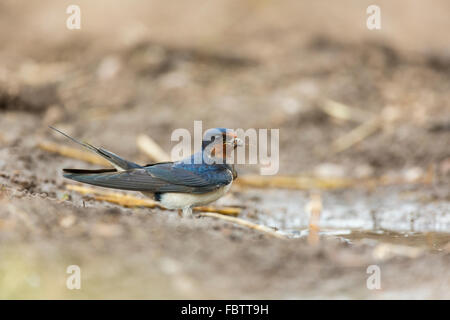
[{"left": 49, "top": 126, "right": 142, "bottom": 171}]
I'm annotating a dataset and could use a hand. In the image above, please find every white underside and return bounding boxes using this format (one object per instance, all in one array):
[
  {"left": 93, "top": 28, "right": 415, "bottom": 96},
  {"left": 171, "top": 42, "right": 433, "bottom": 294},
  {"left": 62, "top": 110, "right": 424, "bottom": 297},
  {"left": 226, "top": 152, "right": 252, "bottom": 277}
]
[{"left": 143, "top": 182, "right": 232, "bottom": 210}]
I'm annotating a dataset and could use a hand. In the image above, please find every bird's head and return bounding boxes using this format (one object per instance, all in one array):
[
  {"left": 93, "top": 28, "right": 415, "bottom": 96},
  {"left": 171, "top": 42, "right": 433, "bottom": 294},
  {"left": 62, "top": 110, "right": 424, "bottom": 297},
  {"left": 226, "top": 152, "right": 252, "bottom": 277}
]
[{"left": 202, "top": 128, "right": 242, "bottom": 161}]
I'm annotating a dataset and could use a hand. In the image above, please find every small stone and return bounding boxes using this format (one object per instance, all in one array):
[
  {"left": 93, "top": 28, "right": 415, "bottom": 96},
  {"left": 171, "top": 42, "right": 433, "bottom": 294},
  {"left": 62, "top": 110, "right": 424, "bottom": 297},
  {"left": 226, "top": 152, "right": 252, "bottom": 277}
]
[
  {"left": 354, "top": 164, "right": 374, "bottom": 178},
  {"left": 97, "top": 56, "right": 121, "bottom": 80},
  {"left": 159, "top": 257, "right": 180, "bottom": 275},
  {"left": 93, "top": 223, "right": 123, "bottom": 237},
  {"left": 403, "top": 167, "right": 424, "bottom": 182},
  {"left": 60, "top": 215, "right": 76, "bottom": 228},
  {"left": 280, "top": 97, "right": 302, "bottom": 115},
  {"left": 314, "top": 163, "right": 346, "bottom": 178}
]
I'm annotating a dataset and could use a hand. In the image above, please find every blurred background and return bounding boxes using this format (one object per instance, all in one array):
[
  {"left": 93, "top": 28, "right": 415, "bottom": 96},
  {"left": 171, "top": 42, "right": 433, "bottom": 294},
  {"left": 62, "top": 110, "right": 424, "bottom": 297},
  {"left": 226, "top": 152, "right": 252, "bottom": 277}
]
[{"left": 0, "top": 0, "right": 449, "bottom": 299}]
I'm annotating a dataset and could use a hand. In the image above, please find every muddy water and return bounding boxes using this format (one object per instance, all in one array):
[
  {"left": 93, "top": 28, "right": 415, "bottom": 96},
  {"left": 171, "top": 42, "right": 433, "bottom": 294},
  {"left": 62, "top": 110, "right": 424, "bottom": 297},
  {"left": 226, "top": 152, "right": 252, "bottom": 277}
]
[{"left": 233, "top": 185, "right": 450, "bottom": 248}]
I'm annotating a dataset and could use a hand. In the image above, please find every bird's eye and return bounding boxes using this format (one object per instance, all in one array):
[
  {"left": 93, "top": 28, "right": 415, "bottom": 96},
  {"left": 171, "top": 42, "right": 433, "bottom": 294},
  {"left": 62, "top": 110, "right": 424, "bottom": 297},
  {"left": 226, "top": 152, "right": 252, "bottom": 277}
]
[{"left": 211, "top": 136, "right": 216, "bottom": 141}]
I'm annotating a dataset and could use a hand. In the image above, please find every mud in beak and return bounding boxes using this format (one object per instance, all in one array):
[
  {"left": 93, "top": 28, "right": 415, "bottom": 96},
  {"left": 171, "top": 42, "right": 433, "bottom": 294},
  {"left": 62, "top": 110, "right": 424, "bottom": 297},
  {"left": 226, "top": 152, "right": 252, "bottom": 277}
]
[
  {"left": 233, "top": 137, "right": 243, "bottom": 148},
  {"left": 224, "top": 136, "right": 242, "bottom": 150}
]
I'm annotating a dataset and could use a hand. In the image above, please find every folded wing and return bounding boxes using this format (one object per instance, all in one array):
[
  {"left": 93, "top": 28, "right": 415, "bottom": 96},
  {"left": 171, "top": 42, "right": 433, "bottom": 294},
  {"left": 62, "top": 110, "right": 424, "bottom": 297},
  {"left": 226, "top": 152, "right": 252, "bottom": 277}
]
[{"left": 63, "top": 162, "right": 233, "bottom": 194}]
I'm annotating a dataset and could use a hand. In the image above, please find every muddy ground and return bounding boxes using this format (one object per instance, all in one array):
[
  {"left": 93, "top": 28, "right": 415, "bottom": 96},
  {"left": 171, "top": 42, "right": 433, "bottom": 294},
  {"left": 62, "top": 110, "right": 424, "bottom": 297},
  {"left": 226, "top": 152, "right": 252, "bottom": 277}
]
[{"left": 0, "top": 1, "right": 449, "bottom": 299}]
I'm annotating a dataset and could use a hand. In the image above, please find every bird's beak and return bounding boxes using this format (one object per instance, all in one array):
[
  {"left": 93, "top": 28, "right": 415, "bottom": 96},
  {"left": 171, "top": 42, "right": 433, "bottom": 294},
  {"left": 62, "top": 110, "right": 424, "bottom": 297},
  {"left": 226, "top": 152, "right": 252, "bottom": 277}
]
[
  {"left": 233, "top": 137, "right": 243, "bottom": 148},
  {"left": 224, "top": 137, "right": 242, "bottom": 149}
]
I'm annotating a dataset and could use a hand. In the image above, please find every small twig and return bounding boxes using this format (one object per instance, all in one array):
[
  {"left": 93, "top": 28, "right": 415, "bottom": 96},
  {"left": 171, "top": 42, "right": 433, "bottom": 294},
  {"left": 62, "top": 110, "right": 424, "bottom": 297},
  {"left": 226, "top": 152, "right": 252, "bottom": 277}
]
[
  {"left": 236, "top": 175, "right": 353, "bottom": 190},
  {"left": 194, "top": 206, "right": 241, "bottom": 216},
  {"left": 331, "top": 117, "right": 381, "bottom": 153},
  {"left": 66, "top": 184, "right": 241, "bottom": 216},
  {"left": 199, "top": 212, "right": 287, "bottom": 239},
  {"left": 318, "top": 99, "right": 373, "bottom": 123},
  {"left": 67, "top": 184, "right": 118, "bottom": 196},
  {"left": 67, "top": 184, "right": 161, "bottom": 208},
  {"left": 136, "top": 134, "right": 171, "bottom": 163},
  {"left": 317, "top": 99, "right": 382, "bottom": 153},
  {"left": 37, "top": 141, "right": 111, "bottom": 166},
  {"left": 93, "top": 195, "right": 160, "bottom": 208},
  {"left": 373, "top": 243, "right": 425, "bottom": 260},
  {"left": 306, "top": 192, "right": 322, "bottom": 246}
]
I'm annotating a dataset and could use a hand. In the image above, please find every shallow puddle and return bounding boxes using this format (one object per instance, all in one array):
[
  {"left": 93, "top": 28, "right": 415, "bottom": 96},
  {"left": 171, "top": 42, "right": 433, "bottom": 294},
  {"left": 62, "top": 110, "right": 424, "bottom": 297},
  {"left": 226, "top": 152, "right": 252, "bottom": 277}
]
[{"left": 232, "top": 185, "right": 450, "bottom": 248}]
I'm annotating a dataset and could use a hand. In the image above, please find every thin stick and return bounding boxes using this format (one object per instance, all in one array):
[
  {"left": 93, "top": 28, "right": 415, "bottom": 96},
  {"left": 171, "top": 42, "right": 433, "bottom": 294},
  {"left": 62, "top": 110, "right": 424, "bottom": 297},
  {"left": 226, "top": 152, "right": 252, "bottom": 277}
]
[
  {"left": 93, "top": 195, "right": 160, "bottom": 208},
  {"left": 236, "top": 175, "right": 353, "bottom": 190},
  {"left": 318, "top": 99, "right": 373, "bottom": 123},
  {"left": 306, "top": 192, "right": 322, "bottom": 246},
  {"left": 199, "top": 212, "right": 287, "bottom": 239},
  {"left": 237, "top": 171, "right": 434, "bottom": 190},
  {"left": 194, "top": 206, "right": 241, "bottom": 216},
  {"left": 331, "top": 117, "right": 381, "bottom": 153},
  {"left": 66, "top": 184, "right": 241, "bottom": 216},
  {"left": 38, "top": 141, "right": 111, "bottom": 166},
  {"left": 67, "top": 184, "right": 125, "bottom": 196},
  {"left": 136, "top": 134, "right": 171, "bottom": 162}
]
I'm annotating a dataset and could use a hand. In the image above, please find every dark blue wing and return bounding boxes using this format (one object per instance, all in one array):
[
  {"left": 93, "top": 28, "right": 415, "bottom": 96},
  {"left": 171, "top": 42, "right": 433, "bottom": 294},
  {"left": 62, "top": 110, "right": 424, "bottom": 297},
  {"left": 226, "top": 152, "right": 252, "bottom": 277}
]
[
  {"left": 146, "top": 162, "right": 233, "bottom": 188},
  {"left": 63, "top": 162, "right": 233, "bottom": 194}
]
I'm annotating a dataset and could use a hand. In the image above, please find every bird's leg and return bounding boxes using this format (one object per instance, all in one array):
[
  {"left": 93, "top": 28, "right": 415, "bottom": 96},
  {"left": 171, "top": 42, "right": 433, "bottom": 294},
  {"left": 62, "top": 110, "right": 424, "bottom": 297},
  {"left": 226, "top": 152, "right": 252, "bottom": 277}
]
[
  {"left": 182, "top": 207, "right": 193, "bottom": 218},
  {"left": 178, "top": 209, "right": 183, "bottom": 217}
]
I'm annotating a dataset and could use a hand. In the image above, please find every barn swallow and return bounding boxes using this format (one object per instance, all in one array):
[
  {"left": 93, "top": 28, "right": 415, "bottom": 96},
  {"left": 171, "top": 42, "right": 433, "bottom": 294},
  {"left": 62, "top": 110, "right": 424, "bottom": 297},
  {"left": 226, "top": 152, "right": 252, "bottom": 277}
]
[{"left": 50, "top": 127, "right": 242, "bottom": 217}]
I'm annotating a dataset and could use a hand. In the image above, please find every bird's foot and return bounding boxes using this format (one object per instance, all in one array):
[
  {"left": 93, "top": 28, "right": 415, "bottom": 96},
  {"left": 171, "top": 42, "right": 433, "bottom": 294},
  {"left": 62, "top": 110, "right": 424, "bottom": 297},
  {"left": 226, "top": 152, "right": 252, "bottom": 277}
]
[{"left": 181, "top": 207, "right": 193, "bottom": 218}]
